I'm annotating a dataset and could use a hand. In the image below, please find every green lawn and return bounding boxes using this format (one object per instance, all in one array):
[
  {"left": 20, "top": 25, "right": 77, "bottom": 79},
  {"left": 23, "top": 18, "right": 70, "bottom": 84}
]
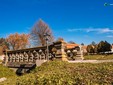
[
  {"left": 0, "top": 65, "right": 16, "bottom": 78},
  {"left": 1, "top": 61, "right": 113, "bottom": 85},
  {"left": 84, "top": 54, "right": 113, "bottom": 60}
]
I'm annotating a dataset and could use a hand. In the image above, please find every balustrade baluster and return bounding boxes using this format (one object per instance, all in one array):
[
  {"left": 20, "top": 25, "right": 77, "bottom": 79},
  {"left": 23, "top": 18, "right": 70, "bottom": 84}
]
[
  {"left": 9, "top": 54, "right": 12, "bottom": 62},
  {"left": 40, "top": 52, "right": 45, "bottom": 60},
  {"left": 33, "top": 50, "right": 37, "bottom": 60},
  {"left": 23, "top": 52, "right": 25, "bottom": 62},
  {"left": 11, "top": 54, "right": 13, "bottom": 62},
  {"left": 19, "top": 53, "right": 24, "bottom": 62},
  {"left": 23, "top": 52, "right": 29, "bottom": 62},
  {"left": 33, "top": 51, "right": 39, "bottom": 60},
  {"left": 30, "top": 52, "right": 34, "bottom": 62},
  {"left": 15, "top": 53, "right": 19, "bottom": 62},
  {"left": 12, "top": 54, "right": 15, "bottom": 62},
  {"left": 18, "top": 53, "right": 20, "bottom": 62},
  {"left": 21, "top": 53, "right": 24, "bottom": 62}
]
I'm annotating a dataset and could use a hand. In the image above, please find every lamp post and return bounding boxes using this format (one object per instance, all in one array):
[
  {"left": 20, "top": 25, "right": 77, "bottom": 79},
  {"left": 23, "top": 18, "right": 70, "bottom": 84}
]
[{"left": 44, "top": 33, "right": 50, "bottom": 61}]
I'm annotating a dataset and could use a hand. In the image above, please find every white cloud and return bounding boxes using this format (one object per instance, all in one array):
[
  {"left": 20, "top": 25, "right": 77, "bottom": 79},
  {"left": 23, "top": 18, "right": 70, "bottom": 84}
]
[
  {"left": 100, "top": 28, "right": 113, "bottom": 33},
  {"left": 106, "top": 35, "right": 113, "bottom": 38},
  {"left": 68, "top": 29, "right": 82, "bottom": 32},
  {"left": 68, "top": 28, "right": 113, "bottom": 34}
]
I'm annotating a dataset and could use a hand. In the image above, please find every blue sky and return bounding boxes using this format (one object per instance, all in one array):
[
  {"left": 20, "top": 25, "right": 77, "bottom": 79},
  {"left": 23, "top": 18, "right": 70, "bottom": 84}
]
[{"left": 0, "top": 0, "right": 113, "bottom": 45}]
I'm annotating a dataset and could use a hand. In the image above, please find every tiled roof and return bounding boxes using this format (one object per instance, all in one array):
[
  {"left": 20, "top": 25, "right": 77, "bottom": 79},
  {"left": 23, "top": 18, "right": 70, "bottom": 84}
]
[
  {"left": 65, "top": 43, "right": 79, "bottom": 49},
  {"left": 65, "top": 43, "right": 87, "bottom": 49}
]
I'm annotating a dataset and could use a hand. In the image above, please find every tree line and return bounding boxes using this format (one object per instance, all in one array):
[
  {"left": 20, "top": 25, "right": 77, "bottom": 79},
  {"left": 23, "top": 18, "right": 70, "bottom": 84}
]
[
  {"left": 87, "top": 41, "right": 112, "bottom": 54},
  {"left": 0, "top": 19, "right": 54, "bottom": 55},
  {"left": 0, "top": 19, "right": 112, "bottom": 55}
]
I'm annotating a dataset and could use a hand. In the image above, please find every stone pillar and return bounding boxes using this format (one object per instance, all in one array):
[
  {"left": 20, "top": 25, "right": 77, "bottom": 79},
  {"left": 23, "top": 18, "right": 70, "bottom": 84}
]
[
  {"left": 75, "top": 45, "right": 84, "bottom": 60},
  {"left": 53, "top": 41, "right": 68, "bottom": 61},
  {"left": 61, "top": 41, "right": 68, "bottom": 61},
  {"left": 79, "top": 45, "right": 84, "bottom": 60},
  {"left": 4, "top": 50, "right": 8, "bottom": 66}
]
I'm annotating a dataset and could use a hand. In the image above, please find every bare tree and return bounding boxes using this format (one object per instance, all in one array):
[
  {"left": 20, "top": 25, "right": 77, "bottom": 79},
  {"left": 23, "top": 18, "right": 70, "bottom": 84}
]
[{"left": 30, "top": 19, "right": 54, "bottom": 46}]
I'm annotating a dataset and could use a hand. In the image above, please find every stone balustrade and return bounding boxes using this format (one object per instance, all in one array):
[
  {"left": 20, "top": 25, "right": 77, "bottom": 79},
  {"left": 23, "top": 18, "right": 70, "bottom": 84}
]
[{"left": 4, "top": 41, "right": 68, "bottom": 66}]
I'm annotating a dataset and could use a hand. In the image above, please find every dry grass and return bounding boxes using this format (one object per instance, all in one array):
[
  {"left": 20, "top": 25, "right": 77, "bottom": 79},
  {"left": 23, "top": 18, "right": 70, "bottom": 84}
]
[{"left": 84, "top": 54, "right": 113, "bottom": 60}]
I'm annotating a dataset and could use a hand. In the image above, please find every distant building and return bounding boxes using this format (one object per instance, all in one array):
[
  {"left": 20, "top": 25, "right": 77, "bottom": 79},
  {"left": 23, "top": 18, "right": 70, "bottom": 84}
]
[
  {"left": 65, "top": 43, "right": 79, "bottom": 49},
  {"left": 0, "top": 55, "right": 4, "bottom": 61},
  {"left": 111, "top": 45, "right": 113, "bottom": 52},
  {"left": 65, "top": 43, "right": 87, "bottom": 54}
]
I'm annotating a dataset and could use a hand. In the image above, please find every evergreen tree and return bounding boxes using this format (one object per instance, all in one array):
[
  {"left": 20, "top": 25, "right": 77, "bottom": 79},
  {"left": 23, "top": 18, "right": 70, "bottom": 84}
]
[
  {"left": 91, "top": 41, "right": 96, "bottom": 46},
  {"left": 81, "top": 43, "right": 84, "bottom": 46},
  {"left": 86, "top": 45, "right": 94, "bottom": 53},
  {"left": 97, "top": 41, "right": 111, "bottom": 53}
]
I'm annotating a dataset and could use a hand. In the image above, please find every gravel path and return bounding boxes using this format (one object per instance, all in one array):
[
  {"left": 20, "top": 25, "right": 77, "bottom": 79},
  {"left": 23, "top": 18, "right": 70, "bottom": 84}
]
[{"left": 68, "top": 60, "right": 113, "bottom": 63}]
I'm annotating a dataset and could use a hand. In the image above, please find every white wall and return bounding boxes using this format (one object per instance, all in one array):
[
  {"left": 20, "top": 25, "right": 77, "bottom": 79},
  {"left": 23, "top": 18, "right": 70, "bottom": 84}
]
[{"left": 0, "top": 55, "right": 5, "bottom": 60}]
